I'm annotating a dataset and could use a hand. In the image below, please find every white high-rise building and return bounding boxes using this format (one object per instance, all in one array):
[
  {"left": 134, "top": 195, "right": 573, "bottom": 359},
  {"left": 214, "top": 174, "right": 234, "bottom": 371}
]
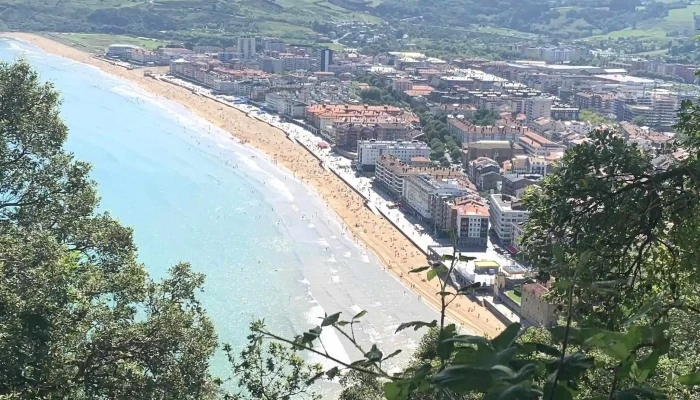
[
  {"left": 489, "top": 194, "right": 529, "bottom": 243},
  {"left": 356, "top": 140, "right": 429, "bottom": 170},
  {"left": 525, "top": 97, "right": 552, "bottom": 123},
  {"left": 237, "top": 37, "right": 256, "bottom": 59}
]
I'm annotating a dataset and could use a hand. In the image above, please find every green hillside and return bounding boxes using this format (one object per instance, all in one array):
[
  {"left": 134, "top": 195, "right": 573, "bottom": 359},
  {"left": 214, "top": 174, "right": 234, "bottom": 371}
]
[
  {"left": 0, "top": 0, "right": 378, "bottom": 43},
  {"left": 0, "top": 0, "right": 692, "bottom": 46}
]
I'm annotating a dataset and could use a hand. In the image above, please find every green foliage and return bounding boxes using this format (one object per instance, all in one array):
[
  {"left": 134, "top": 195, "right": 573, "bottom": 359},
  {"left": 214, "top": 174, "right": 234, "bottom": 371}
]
[
  {"left": 0, "top": 60, "right": 217, "bottom": 398},
  {"left": 224, "top": 321, "right": 323, "bottom": 400},
  {"left": 470, "top": 108, "right": 500, "bottom": 126},
  {"left": 579, "top": 109, "right": 616, "bottom": 125}
]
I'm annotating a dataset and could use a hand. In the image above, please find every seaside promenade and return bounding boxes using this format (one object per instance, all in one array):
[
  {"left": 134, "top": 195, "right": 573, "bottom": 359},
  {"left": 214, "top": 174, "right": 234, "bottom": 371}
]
[{"left": 153, "top": 75, "right": 520, "bottom": 329}]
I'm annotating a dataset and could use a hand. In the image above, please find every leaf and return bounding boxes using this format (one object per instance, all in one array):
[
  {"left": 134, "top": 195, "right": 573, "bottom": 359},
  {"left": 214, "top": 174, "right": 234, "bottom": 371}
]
[
  {"left": 395, "top": 320, "right": 437, "bottom": 333},
  {"left": 427, "top": 265, "right": 447, "bottom": 281},
  {"left": 325, "top": 366, "right": 339, "bottom": 380},
  {"left": 305, "top": 370, "right": 325, "bottom": 385},
  {"left": 625, "top": 297, "right": 659, "bottom": 326},
  {"left": 321, "top": 312, "right": 340, "bottom": 327},
  {"left": 437, "top": 324, "right": 458, "bottom": 360},
  {"left": 577, "top": 249, "right": 593, "bottom": 268},
  {"left": 636, "top": 350, "right": 660, "bottom": 381},
  {"left": 441, "top": 254, "right": 455, "bottom": 261},
  {"left": 519, "top": 342, "right": 562, "bottom": 358},
  {"left": 336, "top": 321, "right": 350, "bottom": 326},
  {"left": 542, "top": 382, "right": 576, "bottom": 400},
  {"left": 352, "top": 310, "right": 367, "bottom": 320},
  {"left": 552, "top": 244, "right": 565, "bottom": 263},
  {"left": 490, "top": 364, "right": 517, "bottom": 379},
  {"left": 679, "top": 372, "right": 700, "bottom": 386},
  {"left": 445, "top": 334, "right": 490, "bottom": 346},
  {"left": 458, "top": 254, "right": 477, "bottom": 262},
  {"left": 487, "top": 382, "right": 540, "bottom": 400},
  {"left": 409, "top": 266, "right": 430, "bottom": 274},
  {"left": 604, "top": 342, "right": 629, "bottom": 361},
  {"left": 384, "top": 381, "right": 410, "bottom": 400},
  {"left": 491, "top": 323, "right": 521, "bottom": 350},
  {"left": 382, "top": 349, "right": 402, "bottom": 361},
  {"left": 364, "top": 344, "right": 383, "bottom": 362},
  {"left": 302, "top": 326, "right": 322, "bottom": 344}
]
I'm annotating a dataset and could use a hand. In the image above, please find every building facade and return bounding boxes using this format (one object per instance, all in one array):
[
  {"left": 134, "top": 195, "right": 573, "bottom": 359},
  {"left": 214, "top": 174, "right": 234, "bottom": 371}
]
[
  {"left": 404, "top": 174, "right": 472, "bottom": 221},
  {"left": 489, "top": 194, "right": 529, "bottom": 243},
  {"left": 448, "top": 117, "right": 529, "bottom": 144},
  {"left": 316, "top": 47, "right": 333, "bottom": 72},
  {"left": 525, "top": 97, "right": 552, "bottom": 123},
  {"left": 237, "top": 37, "right": 256, "bottom": 59},
  {"left": 521, "top": 283, "right": 558, "bottom": 327},
  {"left": 356, "top": 140, "right": 429, "bottom": 170}
]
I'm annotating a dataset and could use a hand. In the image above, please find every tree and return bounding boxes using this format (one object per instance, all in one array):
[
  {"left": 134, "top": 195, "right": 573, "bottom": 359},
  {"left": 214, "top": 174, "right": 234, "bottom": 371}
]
[
  {"left": 450, "top": 147, "right": 463, "bottom": 163},
  {"left": 632, "top": 115, "right": 646, "bottom": 126},
  {"left": 0, "top": 60, "right": 217, "bottom": 398},
  {"left": 470, "top": 108, "right": 499, "bottom": 126},
  {"left": 225, "top": 322, "right": 323, "bottom": 400}
]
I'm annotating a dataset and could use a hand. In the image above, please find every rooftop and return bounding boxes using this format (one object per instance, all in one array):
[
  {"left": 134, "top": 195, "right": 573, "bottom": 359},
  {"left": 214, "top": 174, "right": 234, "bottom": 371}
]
[
  {"left": 491, "top": 194, "right": 528, "bottom": 211},
  {"left": 522, "top": 282, "right": 549, "bottom": 299},
  {"left": 453, "top": 198, "right": 489, "bottom": 217}
]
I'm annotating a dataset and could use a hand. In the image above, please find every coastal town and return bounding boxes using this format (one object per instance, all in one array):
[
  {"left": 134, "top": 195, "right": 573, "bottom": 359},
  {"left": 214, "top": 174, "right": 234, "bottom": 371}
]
[{"left": 90, "top": 36, "right": 692, "bottom": 333}]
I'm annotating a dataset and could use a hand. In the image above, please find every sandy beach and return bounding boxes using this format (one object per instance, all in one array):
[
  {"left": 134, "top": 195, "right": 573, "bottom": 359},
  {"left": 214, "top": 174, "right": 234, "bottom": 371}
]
[{"left": 5, "top": 32, "right": 505, "bottom": 338}]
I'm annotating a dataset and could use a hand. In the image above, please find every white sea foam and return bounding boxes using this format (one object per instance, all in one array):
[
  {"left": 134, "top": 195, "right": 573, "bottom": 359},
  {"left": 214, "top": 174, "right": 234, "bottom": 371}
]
[
  {"left": 316, "top": 238, "right": 329, "bottom": 247},
  {"left": 266, "top": 177, "right": 294, "bottom": 202},
  {"left": 299, "top": 278, "right": 310, "bottom": 286},
  {"left": 361, "top": 253, "right": 370, "bottom": 263},
  {"left": 344, "top": 251, "right": 352, "bottom": 258},
  {"left": 331, "top": 276, "right": 341, "bottom": 284},
  {"left": 326, "top": 255, "right": 337, "bottom": 263}
]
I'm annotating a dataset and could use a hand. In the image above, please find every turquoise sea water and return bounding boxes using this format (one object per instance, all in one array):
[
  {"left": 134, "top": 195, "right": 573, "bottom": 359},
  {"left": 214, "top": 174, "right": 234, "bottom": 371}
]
[{"left": 0, "top": 38, "right": 437, "bottom": 383}]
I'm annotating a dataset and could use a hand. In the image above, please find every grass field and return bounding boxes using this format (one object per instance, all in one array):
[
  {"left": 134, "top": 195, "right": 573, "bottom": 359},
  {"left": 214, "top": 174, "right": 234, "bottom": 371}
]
[
  {"left": 666, "top": 4, "right": 700, "bottom": 22},
  {"left": 587, "top": 3, "right": 699, "bottom": 40},
  {"left": 505, "top": 290, "right": 521, "bottom": 305},
  {"left": 50, "top": 33, "right": 170, "bottom": 53}
]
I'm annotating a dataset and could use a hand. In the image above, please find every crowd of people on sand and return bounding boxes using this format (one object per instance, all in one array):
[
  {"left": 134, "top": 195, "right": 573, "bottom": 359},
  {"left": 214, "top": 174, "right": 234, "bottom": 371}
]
[{"left": 127, "top": 73, "right": 505, "bottom": 337}]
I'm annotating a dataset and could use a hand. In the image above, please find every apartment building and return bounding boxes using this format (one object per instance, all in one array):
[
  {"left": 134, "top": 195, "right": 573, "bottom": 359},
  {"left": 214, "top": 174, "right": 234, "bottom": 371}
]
[
  {"left": 264, "top": 93, "right": 307, "bottom": 118},
  {"left": 518, "top": 131, "right": 566, "bottom": 156},
  {"left": 305, "top": 104, "right": 409, "bottom": 130},
  {"left": 615, "top": 92, "right": 679, "bottom": 129},
  {"left": 374, "top": 155, "right": 418, "bottom": 198},
  {"left": 501, "top": 174, "right": 540, "bottom": 198},
  {"left": 237, "top": 37, "right": 256, "bottom": 59},
  {"left": 452, "top": 199, "right": 490, "bottom": 249},
  {"left": 392, "top": 78, "right": 414, "bottom": 92},
  {"left": 356, "top": 140, "right": 429, "bottom": 171},
  {"left": 574, "top": 92, "right": 616, "bottom": 115},
  {"left": 447, "top": 117, "right": 530, "bottom": 144},
  {"left": 404, "top": 174, "right": 472, "bottom": 222},
  {"left": 489, "top": 194, "right": 529, "bottom": 243},
  {"left": 550, "top": 104, "right": 580, "bottom": 121},
  {"left": 525, "top": 97, "right": 552, "bottom": 123},
  {"left": 328, "top": 122, "right": 418, "bottom": 151},
  {"left": 467, "top": 157, "right": 502, "bottom": 192},
  {"left": 463, "top": 140, "right": 525, "bottom": 165}
]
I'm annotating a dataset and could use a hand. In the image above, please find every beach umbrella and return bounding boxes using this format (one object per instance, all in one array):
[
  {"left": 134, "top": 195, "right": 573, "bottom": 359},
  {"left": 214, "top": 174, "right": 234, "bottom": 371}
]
[{"left": 318, "top": 141, "right": 329, "bottom": 149}]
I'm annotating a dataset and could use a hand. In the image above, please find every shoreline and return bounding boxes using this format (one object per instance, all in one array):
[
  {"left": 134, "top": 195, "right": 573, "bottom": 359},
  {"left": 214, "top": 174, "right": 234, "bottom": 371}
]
[{"left": 4, "top": 32, "right": 505, "bottom": 338}]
